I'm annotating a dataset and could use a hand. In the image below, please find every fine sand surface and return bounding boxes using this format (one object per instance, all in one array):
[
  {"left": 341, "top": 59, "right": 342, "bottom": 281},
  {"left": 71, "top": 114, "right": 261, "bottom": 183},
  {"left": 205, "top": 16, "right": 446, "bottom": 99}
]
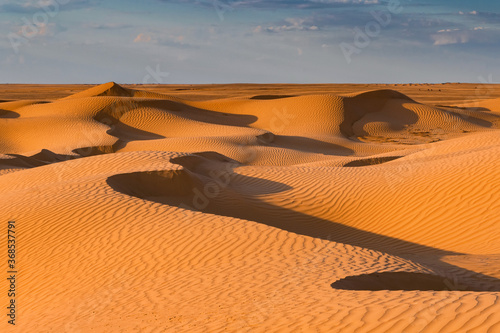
[{"left": 1, "top": 82, "right": 500, "bottom": 332}]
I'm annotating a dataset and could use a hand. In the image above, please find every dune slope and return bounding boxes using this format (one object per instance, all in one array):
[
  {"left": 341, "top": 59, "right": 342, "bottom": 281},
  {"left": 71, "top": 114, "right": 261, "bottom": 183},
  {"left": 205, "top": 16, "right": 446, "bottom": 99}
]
[{"left": 1, "top": 83, "right": 499, "bottom": 332}]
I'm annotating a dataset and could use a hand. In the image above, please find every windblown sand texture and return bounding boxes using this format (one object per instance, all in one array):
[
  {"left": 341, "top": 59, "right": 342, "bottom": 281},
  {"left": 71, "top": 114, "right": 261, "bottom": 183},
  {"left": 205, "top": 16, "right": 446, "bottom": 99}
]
[{"left": 1, "top": 82, "right": 500, "bottom": 332}]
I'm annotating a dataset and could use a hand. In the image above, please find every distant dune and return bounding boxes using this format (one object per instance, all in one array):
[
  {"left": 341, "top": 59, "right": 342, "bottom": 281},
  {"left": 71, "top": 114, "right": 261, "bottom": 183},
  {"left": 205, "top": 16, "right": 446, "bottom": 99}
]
[{"left": 1, "top": 83, "right": 499, "bottom": 332}]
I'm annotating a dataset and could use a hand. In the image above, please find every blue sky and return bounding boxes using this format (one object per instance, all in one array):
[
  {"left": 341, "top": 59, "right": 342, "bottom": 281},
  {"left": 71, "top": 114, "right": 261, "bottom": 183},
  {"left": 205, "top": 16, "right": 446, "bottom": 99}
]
[{"left": 0, "top": 0, "right": 499, "bottom": 83}]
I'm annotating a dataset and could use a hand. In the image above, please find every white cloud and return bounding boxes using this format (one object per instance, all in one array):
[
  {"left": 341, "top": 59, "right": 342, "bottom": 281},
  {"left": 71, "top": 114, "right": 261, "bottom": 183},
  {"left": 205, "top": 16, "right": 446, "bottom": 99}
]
[
  {"left": 437, "top": 28, "right": 459, "bottom": 33},
  {"left": 458, "top": 10, "right": 478, "bottom": 15},
  {"left": 431, "top": 27, "right": 489, "bottom": 46},
  {"left": 255, "top": 17, "right": 321, "bottom": 33},
  {"left": 432, "top": 32, "right": 469, "bottom": 46}
]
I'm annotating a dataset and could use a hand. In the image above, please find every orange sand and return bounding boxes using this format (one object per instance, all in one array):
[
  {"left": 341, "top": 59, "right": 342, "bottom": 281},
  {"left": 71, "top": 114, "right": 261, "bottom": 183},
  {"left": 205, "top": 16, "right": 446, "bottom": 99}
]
[{"left": 1, "top": 83, "right": 499, "bottom": 332}]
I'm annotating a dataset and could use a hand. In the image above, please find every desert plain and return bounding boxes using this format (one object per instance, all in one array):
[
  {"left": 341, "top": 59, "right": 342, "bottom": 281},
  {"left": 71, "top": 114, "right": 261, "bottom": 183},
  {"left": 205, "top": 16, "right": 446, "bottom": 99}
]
[{"left": 1, "top": 82, "right": 500, "bottom": 332}]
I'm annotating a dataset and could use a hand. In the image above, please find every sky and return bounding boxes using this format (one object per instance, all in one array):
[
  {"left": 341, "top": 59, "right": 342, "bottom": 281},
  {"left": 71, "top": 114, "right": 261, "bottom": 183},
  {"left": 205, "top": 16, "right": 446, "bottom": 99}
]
[{"left": 0, "top": 0, "right": 499, "bottom": 84}]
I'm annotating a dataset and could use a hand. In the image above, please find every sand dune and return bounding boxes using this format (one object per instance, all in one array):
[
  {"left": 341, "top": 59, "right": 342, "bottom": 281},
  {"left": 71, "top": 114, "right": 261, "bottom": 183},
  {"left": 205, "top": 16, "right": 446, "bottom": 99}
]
[{"left": 1, "top": 83, "right": 499, "bottom": 332}]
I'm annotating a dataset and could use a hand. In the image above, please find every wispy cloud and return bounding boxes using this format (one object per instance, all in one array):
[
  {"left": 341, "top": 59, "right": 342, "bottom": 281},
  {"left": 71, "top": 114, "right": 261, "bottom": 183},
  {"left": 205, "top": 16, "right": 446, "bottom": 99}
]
[
  {"left": 86, "top": 23, "right": 133, "bottom": 30},
  {"left": 131, "top": 31, "right": 196, "bottom": 49},
  {"left": 159, "top": 0, "right": 382, "bottom": 10},
  {"left": 133, "top": 33, "right": 152, "bottom": 43},
  {"left": 254, "top": 17, "right": 319, "bottom": 33},
  {"left": 0, "top": 0, "right": 96, "bottom": 13},
  {"left": 431, "top": 27, "right": 500, "bottom": 45}
]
